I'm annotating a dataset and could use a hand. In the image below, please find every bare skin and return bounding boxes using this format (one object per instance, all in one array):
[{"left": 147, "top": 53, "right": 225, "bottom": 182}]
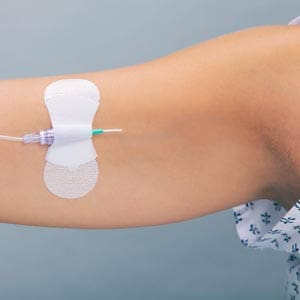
[{"left": 0, "top": 25, "right": 299, "bottom": 229}]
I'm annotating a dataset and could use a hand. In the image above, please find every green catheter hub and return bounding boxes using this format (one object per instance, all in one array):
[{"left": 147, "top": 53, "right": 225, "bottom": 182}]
[{"left": 92, "top": 128, "right": 123, "bottom": 135}]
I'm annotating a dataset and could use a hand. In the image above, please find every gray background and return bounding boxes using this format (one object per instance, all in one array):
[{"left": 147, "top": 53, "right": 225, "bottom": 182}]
[{"left": 0, "top": 0, "right": 298, "bottom": 299}]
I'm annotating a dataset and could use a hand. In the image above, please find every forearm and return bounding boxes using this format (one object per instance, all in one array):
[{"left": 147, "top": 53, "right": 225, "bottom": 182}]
[{"left": 0, "top": 25, "right": 294, "bottom": 228}]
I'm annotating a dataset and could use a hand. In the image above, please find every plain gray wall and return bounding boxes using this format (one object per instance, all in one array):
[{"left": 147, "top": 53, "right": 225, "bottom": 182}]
[{"left": 0, "top": 0, "right": 298, "bottom": 299}]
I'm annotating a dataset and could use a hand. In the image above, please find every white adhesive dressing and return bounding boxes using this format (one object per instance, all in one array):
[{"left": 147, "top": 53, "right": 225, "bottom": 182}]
[
  {"left": 44, "top": 160, "right": 99, "bottom": 199},
  {"left": 44, "top": 79, "right": 100, "bottom": 199}
]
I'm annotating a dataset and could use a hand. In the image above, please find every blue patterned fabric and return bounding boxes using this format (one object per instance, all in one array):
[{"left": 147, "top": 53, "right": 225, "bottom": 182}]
[{"left": 233, "top": 199, "right": 300, "bottom": 299}]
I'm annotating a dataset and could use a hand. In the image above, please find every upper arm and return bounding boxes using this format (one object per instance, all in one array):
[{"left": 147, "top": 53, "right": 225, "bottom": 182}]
[{"left": 0, "top": 26, "right": 289, "bottom": 228}]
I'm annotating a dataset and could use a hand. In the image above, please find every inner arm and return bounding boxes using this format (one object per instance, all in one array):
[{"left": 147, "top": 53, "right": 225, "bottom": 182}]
[{"left": 0, "top": 25, "right": 296, "bottom": 229}]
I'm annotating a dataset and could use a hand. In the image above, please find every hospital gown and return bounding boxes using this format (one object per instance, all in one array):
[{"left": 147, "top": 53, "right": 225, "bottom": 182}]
[{"left": 233, "top": 199, "right": 300, "bottom": 300}]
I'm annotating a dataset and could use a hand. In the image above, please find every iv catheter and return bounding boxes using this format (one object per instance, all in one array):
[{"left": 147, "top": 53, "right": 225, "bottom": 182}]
[{"left": 0, "top": 128, "right": 123, "bottom": 145}]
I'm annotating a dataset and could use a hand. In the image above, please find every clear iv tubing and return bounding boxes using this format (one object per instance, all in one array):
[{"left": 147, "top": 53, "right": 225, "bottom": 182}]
[
  {"left": 0, "top": 128, "right": 123, "bottom": 145},
  {"left": 0, "top": 135, "right": 23, "bottom": 142}
]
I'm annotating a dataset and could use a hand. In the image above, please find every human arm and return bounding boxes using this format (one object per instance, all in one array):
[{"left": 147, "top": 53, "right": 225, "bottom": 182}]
[{"left": 0, "top": 25, "right": 297, "bottom": 228}]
